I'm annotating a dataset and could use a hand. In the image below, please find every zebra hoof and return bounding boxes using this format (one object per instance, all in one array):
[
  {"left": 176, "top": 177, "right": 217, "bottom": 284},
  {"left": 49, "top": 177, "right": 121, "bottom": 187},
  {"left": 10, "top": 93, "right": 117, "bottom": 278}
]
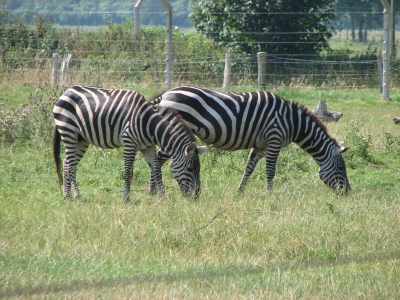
[
  {"left": 237, "top": 186, "right": 245, "bottom": 193},
  {"left": 63, "top": 194, "right": 73, "bottom": 201},
  {"left": 149, "top": 189, "right": 157, "bottom": 196}
]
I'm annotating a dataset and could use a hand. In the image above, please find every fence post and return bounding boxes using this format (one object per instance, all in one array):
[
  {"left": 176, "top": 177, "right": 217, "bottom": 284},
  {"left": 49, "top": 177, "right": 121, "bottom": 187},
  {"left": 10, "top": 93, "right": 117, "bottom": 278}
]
[
  {"left": 257, "top": 52, "right": 267, "bottom": 88},
  {"left": 380, "top": 0, "right": 391, "bottom": 100},
  {"left": 154, "top": 55, "right": 160, "bottom": 88},
  {"left": 223, "top": 51, "right": 232, "bottom": 90},
  {"left": 51, "top": 53, "right": 59, "bottom": 87},
  {"left": 134, "top": 0, "right": 145, "bottom": 42},
  {"left": 160, "top": 0, "right": 172, "bottom": 89},
  {"left": 377, "top": 59, "right": 383, "bottom": 93},
  {"left": 60, "top": 54, "right": 72, "bottom": 86}
]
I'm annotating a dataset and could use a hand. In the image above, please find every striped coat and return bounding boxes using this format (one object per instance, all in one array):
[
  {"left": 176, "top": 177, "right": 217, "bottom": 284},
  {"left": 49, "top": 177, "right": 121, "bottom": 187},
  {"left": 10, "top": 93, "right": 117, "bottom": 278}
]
[
  {"left": 153, "top": 86, "right": 350, "bottom": 193},
  {"left": 52, "top": 85, "right": 209, "bottom": 202}
]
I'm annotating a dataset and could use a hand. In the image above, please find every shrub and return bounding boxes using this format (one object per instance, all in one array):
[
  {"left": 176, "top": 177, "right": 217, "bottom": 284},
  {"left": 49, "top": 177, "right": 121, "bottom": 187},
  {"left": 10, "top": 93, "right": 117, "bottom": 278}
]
[
  {"left": 0, "top": 83, "right": 64, "bottom": 147},
  {"left": 343, "top": 120, "right": 372, "bottom": 168}
]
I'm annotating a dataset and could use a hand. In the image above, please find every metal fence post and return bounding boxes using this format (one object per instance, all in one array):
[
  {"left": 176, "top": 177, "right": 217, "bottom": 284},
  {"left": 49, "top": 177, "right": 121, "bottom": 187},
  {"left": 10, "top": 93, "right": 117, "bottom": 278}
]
[
  {"left": 134, "top": 0, "right": 144, "bottom": 42},
  {"left": 154, "top": 55, "right": 160, "bottom": 88},
  {"left": 160, "top": 0, "right": 172, "bottom": 89},
  {"left": 377, "top": 59, "right": 383, "bottom": 93},
  {"left": 134, "top": 0, "right": 172, "bottom": 89},
  {"left": 257, "top": 52, "right": 267, "bottom": 88},
  {"left": 381, "top": 0, "right": 391, "bottom": 100}
]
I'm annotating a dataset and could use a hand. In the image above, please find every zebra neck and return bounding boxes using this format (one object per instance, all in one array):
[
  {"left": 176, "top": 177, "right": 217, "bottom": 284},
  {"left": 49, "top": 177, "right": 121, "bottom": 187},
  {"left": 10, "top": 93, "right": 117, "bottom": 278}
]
[
  {"left": 293, "top": 109, "right": 336, "bottom": 164},
  {"left": 152, "top": 111, "right": 193, "bottom": 157}
]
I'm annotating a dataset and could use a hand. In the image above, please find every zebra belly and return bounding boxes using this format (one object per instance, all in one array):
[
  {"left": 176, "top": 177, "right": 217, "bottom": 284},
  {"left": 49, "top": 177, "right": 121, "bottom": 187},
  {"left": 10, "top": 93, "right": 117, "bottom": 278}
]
[
  {"left": 73, "top": 119, "right": 125, "bottom": 149},
  {"left": 195, "top": 128, "right": 262, "bottom": 150}
]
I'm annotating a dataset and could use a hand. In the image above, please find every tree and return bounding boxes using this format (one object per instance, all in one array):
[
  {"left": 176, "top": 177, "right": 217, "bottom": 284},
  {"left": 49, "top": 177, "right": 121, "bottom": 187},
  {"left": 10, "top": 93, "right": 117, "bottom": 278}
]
[
  {"left": 5, "top": 0, "right": 194, "bottom": 27},
  {"left": 335, "top": 0, "right": 382, "bottom": 42},
  {"left": 190, "top": 0, "right": 335, "bottom": 56}
]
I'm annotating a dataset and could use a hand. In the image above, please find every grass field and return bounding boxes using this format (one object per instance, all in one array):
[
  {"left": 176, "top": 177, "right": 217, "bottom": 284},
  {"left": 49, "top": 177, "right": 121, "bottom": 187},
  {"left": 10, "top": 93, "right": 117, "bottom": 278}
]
[{"left": 2, "top": 85, "right": 400, "bottom": 299}]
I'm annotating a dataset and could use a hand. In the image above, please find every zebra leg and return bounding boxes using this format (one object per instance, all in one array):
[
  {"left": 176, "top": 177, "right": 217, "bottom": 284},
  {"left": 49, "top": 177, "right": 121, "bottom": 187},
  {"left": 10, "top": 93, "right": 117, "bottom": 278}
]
[
  {"left": 63, "top": 158, "right": 72, "bottom": 199},
  {"left": 149, "top": 151, "right": 169, "bottom": 195},
  {"left": 238, "top": 148, "right": 264, "bottom": 192},
  {"left": 142, "top": 147, "right": 166, "bottom": 198},
  {"left": 122, "top": 144, "right": 137, "bottom": 203},
  {"left": 64, "top": 140, "right": 90, "bottom": 200},
  {"left": 265, "top": 147, "right": 281, "bottom": 191}
]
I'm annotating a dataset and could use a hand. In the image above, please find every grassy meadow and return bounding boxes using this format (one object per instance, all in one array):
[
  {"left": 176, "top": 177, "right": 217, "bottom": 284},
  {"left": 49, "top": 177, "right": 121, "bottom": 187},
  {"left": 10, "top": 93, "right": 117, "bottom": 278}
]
[{"left": 2, "top": 84, "right": 400, "bottom": 299}]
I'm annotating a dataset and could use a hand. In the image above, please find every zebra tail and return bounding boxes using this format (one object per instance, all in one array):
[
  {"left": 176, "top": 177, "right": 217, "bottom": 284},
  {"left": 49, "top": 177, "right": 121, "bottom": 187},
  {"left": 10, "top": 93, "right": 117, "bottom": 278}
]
[{"left": 52, "top": 126, "right": 63, "bottom": 194}]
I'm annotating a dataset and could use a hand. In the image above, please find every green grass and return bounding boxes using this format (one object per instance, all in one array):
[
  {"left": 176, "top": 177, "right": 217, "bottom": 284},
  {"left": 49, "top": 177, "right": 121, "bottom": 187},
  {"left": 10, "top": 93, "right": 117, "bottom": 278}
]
[
  {"left": 0, "top": 86, "right": 36, "bottom": 107},
  {"left": 2, "top": 85, "right": 400, "bottom": 298}
]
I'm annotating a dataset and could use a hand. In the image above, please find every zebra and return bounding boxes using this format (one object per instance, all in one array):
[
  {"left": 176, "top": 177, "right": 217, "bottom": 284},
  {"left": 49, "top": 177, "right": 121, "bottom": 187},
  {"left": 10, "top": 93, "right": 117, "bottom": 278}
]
[
  {"left": 52, "top": 85, "right": 210, "bottom": 202},
  {"left": 152, "top": 86, "right": 350, "bottom": 193}
]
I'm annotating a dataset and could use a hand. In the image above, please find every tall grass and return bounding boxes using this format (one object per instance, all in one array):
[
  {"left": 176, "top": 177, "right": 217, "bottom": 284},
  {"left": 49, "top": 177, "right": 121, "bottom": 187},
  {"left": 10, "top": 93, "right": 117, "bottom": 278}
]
[{"left": 1, "top": 85, "right": 400, "bottom": 298}]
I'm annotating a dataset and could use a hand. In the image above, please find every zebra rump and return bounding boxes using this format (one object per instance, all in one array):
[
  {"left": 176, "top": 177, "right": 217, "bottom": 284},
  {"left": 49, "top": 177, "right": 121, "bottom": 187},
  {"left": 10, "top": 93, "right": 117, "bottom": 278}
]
[
  {"left": 152, "top": 86, "right": 350, "bottom": 194},
  {"left": 52, "top": 85, "right": 209, "bottom": 202}
]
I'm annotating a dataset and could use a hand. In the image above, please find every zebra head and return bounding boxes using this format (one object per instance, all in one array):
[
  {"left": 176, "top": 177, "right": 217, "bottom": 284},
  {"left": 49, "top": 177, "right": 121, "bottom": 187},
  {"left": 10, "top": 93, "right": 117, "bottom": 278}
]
[
  {"left": 319, "top": 142, "right": 351, "bottom": 194},
  {"left": 161, "top": 143, "right": 211, "bottom": 197}
]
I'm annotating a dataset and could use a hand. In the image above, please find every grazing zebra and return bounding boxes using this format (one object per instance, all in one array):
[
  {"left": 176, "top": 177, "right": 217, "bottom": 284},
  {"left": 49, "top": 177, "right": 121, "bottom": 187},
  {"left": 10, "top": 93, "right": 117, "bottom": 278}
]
[
  {"left": 52, "top": 85, "right": 210, "bottom": 202},
  {"left": 152, "top": 86, "right": 350, "bottom": 193}
]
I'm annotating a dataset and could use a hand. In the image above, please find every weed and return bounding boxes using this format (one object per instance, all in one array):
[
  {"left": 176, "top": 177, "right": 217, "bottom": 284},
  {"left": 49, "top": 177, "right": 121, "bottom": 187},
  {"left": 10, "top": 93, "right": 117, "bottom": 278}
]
[
  {"left": 0, "top": 83, "right": 64, "bottom": 146},
  {"left": 343, "top": 120, "right": 372, "bottom": 167},
  {"left": 380, "top": 131, "right": 400, "bottom": 156}
]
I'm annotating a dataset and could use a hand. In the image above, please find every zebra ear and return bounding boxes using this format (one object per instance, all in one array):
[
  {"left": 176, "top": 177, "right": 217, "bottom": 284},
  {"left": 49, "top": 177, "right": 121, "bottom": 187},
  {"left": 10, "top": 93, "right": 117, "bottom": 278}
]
[
  {"left": 185, "top": 142, "right": 197, "bottom": 157},
  {"left": 341, "top": 146, "right": 350, "bottom": 153},
  {"left": 197, "top": 144, "right": 213, "bottom": 154},
  {"left": 336, "top": 141, "right": 349, "bottom": 154}
]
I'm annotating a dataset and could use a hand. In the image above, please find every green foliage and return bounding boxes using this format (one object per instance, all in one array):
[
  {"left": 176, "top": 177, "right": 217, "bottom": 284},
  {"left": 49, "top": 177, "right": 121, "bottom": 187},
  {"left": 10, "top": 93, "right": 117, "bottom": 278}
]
[
  {"left": 190, "top": 0, "right": 335, "bottom": 56},
  {"left": 0, "top": 8, "right": 65, "bottom": 59},
  {"left": 380, "top": 131, "right": 400, "bottom": 157},
  {"left": 342, "top": 120, "right": 373, "bottom": 168},
  {"left": 0, "top": 83, "right": 63, "bottom": 146},
  {"left": 1, "top": 5, "right": 397, "bottom": 89},
  {"left": 52, "top": 20, "right": 226, "bottom": 86}
]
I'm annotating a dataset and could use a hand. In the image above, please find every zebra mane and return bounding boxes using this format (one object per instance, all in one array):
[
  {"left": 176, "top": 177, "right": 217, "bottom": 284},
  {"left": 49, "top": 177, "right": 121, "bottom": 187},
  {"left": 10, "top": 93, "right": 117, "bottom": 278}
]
[
  {"left": 157, "top": 106, "right": 196, "bottom": 142},
  {"left": 291, "top": 100, "right": 338, "bottom": 144},
  {"left": 149, "top": 89, "right": 168, "bottom": 106},
  {"left": 147, "top": 89, "right": 195, "bottom": 141}
]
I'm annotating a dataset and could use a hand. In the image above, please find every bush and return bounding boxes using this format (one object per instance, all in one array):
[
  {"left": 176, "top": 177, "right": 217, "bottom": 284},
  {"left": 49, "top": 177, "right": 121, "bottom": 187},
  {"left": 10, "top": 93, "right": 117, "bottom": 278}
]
[
  {"left": 343, "top": 120, "right": 373, "bottom": 168},
  {"left": 0, "top": 84, "right": 64, "bottom": 147},
  {"left": 0, "top": 9, "right": 65, "bottom": 61}
]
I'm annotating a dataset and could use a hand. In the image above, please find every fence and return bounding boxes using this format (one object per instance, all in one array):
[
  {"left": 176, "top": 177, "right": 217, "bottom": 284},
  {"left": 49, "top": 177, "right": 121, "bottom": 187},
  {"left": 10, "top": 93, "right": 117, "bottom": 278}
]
[
  {"left": 0, "top": 10, "right": 398, "bottom": 93},
  {"left": 0, "top": 48, "right": 385, "bottom": 91}
]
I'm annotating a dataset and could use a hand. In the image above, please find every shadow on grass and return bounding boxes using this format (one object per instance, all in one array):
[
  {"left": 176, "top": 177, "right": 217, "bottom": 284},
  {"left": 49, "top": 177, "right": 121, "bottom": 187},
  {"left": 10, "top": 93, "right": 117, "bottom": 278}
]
[{"left": 2, "top": 250, "right": 400, "bottom": 297}]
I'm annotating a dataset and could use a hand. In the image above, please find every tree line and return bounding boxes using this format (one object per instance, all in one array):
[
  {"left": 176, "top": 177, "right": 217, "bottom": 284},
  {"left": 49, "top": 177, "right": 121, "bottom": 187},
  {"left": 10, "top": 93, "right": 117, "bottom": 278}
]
[
  {"left": 5, "top": 0, "right": 391, "bottom": 31},
  {"left": 1, "top": 0, "right": 396, "bottom": 57}
]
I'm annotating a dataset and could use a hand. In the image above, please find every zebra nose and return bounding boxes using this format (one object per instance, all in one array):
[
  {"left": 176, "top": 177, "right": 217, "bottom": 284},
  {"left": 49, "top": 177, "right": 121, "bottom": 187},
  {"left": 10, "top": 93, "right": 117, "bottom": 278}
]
[
  {"left": 344, "top": 181, "right": 351, "bottom": 192},
  {"left": 184, "top": 185, "right": 200, "bottom": 198},
  {"left": 193, "top": 186, "right": 201, "bottom": 198},
  {"left": 337, "top": 181, "right": 351, "bottom": 194}
]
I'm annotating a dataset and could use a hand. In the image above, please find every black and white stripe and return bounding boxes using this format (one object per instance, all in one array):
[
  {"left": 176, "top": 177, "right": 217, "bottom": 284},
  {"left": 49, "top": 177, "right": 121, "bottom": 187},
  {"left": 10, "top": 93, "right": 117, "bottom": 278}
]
[
  {"left": 52, "top": 85, "right": 209, "bottom": 202},
  {"left": 153, "top": 86, "right": 350, "bottom": 193}
]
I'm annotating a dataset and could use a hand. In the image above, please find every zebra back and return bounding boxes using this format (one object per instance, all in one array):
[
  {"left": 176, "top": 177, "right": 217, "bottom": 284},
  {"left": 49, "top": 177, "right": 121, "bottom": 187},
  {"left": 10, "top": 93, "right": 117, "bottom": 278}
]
[
  {"left": 152, "top": 85, "right": 350, "bottom": 194},
  {"left": 53, "top": 85, "right": 206, "bottom": 201}
]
